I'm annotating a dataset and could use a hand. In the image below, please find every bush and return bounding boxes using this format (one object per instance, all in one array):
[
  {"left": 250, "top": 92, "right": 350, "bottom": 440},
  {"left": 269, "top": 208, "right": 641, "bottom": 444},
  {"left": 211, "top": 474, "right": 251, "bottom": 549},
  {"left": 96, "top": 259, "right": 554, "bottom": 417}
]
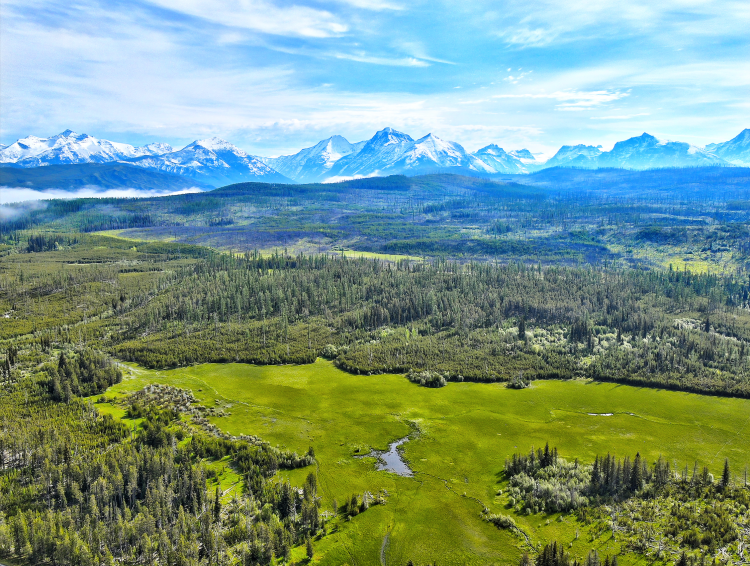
[{"left": 407, "top": 370, "right": 447, "bottom": 388}]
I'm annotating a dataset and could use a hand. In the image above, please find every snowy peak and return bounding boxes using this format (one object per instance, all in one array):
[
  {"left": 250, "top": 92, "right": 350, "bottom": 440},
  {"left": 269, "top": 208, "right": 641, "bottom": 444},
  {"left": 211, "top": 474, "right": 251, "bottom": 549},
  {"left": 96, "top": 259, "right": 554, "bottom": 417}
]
[
  {"left": 392, "top": 133, "right": 471, "bottom": 170},
  {"left": 368, "top": 127, "right": 414, "bottom": 148},
  {"left": 128, "top": 137, "right": 289, "bottom": 186},
  {"left": 324, "top": 128, "right": 415, "bottom": 179},
  {"left": 509, "top": 149, "right": 535, "bottom": 161},
  {"left": 264, "top": 135, "right": 362, "bottom": 182},
  {"left": 470, "top": 144, "right": 529, "bottom": 174},
  {"left": 599, "top": 133, "right": 723, "bottom": 169},
  {"left": 0, "top": 130, "right": 173, "bottom": 167},
  {"left": 544, "top": 145, "right": 603, "bottom": 169},
  {"left": 475, "top": 144, "right": 507, "bottom": 156},
  {"left": 705, "top": 129, "right": 750, "bottom": 165},
  {"left": 187, "top": 137, "right": 242, "bottom": 153}
]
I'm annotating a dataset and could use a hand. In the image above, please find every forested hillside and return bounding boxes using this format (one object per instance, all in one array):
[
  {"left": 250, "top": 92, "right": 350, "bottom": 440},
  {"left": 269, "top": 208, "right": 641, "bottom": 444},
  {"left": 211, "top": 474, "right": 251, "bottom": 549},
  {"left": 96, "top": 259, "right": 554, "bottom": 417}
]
[{"left": 1, "top": 236, "right": 749, "bottom": 397}]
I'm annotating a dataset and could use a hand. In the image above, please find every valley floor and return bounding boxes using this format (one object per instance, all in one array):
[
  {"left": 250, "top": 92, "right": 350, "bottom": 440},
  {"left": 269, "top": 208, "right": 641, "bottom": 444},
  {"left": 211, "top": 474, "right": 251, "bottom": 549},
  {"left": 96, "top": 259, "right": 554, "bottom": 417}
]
[{"left": 95, "top": 359, "right": 750, "bottom": 565}]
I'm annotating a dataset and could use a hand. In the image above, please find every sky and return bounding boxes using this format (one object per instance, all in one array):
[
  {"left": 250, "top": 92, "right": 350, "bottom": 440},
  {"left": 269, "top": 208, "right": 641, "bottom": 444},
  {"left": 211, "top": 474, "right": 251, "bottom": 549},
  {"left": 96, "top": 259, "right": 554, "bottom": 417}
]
[{"left": 1, "top": 0, "right": 749, "bottom": 158}]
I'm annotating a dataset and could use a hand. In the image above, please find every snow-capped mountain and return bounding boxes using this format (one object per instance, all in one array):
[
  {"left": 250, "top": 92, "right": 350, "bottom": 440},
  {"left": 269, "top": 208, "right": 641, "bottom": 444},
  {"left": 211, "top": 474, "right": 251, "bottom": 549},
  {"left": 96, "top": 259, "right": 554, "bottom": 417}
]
[
  {"left": 0, "top": 130, "right": 172, "bottom": 167},
  {"left": 385, "top": 133, "right": 473, "bottom": 173},
  {"left": 266, "top": 128, "right": 546, "bottom": 181},
  {"left": 705, "top": 129, "right": 750, "bottom": 165},
  {"left": 470, "top": 144, "right": 529, "bottom": 174},
  {"left": 128, "top": 137, "right": 290, "bottom": 186},
  {"left": 263, "top": 135, "right": 366, "bottom": 183},
  {"left": 597, "top": 133, "right": 724, "bottom": 169},
  {"left": 324, "top": 127, "right": 415, "bottom": 180},
  {"left": 3, "top": 128, "right": 746, "bottom": 189},
  {"left": 543, "top": 145, "right": 603, "bottom": 169},
  {"left": 508, "top": 149, "right": 536, "bottom": 164}
]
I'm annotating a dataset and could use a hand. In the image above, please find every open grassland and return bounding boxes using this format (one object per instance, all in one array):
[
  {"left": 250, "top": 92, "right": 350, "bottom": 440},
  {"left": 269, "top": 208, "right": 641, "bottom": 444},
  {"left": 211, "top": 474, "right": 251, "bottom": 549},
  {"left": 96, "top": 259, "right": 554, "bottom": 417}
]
[{"left": 99, "top": 360, "right": 750, "bottom": 566}]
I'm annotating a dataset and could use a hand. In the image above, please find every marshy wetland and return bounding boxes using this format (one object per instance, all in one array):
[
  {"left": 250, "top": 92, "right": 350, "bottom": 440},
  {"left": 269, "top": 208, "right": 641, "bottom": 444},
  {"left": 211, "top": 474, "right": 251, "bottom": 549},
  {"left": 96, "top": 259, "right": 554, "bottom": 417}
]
[{"left": 97, "top": 359, "right": 750, "bottom": 565}]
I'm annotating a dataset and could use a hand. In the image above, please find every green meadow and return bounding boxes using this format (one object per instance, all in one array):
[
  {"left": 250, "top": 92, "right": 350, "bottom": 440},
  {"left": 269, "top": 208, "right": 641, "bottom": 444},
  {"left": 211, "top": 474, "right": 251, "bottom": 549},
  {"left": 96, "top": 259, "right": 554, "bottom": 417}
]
[{"left": 101, "top": 360, "right": 750, "bottom": 566}]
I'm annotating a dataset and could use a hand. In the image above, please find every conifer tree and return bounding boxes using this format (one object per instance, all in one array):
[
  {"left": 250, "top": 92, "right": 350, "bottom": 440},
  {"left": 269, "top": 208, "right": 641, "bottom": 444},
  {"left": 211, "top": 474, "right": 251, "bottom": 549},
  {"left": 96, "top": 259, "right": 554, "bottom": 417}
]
[{"left": 721, "top": 458, "right": 731, "bottom": 488}]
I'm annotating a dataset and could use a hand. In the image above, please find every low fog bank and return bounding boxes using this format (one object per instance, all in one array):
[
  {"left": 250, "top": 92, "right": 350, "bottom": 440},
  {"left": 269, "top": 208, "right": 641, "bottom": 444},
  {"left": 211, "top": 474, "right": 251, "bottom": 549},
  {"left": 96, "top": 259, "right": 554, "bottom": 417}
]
[{"left": 0, "top": 186, "right": 204, "bottom": 205}]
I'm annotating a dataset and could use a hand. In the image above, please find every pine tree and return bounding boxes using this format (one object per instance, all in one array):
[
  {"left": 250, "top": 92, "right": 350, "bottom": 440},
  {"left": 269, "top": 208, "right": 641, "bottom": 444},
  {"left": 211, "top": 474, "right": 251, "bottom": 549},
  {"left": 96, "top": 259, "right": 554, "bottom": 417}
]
[
  {"left": 630, "top": 453, "right": 643, "bottom": 493},
  {"left": 518, "top": 317, "right": 527, "bottom": 341},
  {"left": 721, "top": 458, "right": 731, "bottom": 488},
  {"left": 213, "top": 486, "right": 222, "bottom": 522}
]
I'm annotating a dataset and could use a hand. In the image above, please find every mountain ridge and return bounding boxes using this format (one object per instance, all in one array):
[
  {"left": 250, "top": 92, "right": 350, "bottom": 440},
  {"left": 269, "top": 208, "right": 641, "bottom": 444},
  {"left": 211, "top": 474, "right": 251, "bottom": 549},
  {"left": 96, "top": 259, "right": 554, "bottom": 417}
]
[{"left": 1, "top": 128, "right": 746, "bottom": 186}]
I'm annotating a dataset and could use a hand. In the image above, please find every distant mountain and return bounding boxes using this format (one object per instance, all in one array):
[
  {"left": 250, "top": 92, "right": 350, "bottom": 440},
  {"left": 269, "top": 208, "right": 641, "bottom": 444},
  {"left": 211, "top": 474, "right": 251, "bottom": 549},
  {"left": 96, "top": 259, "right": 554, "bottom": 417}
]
[
  {"left": 597, "top": 133, "right": 724, "bottom": 169},
  {"left": 471, "top": 144, "right": 529, "bottom": 174},
  {"left": 128, "top": 138, "right": 291, "bottom": 186},
  {"left": 543, "top": 145, "right": 603, "bottom": 169},
  {"left": 540, "top": 134, "right": 728, "bottom": 170},
  {"left": 0, "top": 130, "right": 172, "bottom": 167},
  {"left": 385, "top": 133, "right": 474, "bottom": 173},
  {"left": 325, "top": 127, "right": 415, "bottom": 179},
  {"left": 269, "top": 129, "right": 538, "bottom": 180},
  {"left": 705, "top": 129, "right": 750, "bottom": 165},
  {"left": 3, "top": 128, "right": 745, "bottom": 188},
  {"left": 0, "top": 163, "right": 211, "bottom": 192},
  {"left": 263, "top": 135, "right": 365, "bottom": 183},
  {"left": 508, "top": 149, "right": 535, "bottom": 163}
]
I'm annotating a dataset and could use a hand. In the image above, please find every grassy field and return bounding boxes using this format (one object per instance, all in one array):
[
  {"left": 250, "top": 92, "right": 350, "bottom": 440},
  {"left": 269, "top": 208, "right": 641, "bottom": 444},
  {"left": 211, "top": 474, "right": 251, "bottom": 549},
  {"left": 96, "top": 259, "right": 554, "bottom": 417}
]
[{"left": 99, "top": 360, "right": 750, "bottom": 566}]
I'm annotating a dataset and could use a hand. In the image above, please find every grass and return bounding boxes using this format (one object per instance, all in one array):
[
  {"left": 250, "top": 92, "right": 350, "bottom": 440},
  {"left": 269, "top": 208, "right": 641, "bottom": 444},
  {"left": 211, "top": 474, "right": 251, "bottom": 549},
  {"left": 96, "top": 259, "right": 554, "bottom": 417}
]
[
  {"left": 101, "top": 360, "right": 750, "bottom": 565},
  {"left": 329, "top": 248, "right": 424, "bottom": 262}
]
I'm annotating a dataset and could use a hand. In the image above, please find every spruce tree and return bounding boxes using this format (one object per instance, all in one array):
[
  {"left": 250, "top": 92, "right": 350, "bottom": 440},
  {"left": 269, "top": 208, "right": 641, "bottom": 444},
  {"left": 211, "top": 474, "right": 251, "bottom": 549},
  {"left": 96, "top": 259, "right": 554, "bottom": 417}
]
[
  {"left": 630, "top": 453, "right": 643, "bottom": 493},
  {"left": 721, "top": 458, "right": 730, "bottom": 488}
]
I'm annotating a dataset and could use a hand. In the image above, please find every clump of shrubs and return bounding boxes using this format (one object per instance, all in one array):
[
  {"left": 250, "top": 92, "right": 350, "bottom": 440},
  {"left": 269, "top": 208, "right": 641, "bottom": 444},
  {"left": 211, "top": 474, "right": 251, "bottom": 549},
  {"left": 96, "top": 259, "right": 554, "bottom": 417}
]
[
  {"left": 485, "top": 512, "right": 517, "bottom": 530},
  {"left": 507, "top": 371, "right": 530, "bottom": 389},
  {"left": 321, "top": 344, "right": 339, "bottom": 359},
  {"left": 407, "top": 370, "right": 448, "bottom": 388}
]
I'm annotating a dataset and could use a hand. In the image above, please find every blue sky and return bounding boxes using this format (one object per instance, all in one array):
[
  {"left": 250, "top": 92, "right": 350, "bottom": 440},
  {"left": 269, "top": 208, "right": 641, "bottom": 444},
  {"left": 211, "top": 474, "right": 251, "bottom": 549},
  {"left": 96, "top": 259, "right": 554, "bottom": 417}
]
[{"left": 1, "top": 0, "right": 748, "bottom": 157}]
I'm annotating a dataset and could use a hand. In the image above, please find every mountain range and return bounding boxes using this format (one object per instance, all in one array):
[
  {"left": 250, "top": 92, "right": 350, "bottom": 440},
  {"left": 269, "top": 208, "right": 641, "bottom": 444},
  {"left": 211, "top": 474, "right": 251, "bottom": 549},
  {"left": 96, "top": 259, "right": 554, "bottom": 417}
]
[{"left": 1, "top": 128, "right": 747, "bottom": 190}]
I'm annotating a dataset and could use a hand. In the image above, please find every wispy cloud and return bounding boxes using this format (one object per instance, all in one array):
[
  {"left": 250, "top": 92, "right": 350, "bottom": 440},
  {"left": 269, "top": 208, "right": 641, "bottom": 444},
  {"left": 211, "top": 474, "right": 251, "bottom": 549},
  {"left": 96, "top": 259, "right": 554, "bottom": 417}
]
[
  {"left": 503, "top": 70, "right": 532, "bottom": 84},
  {"left": 591, "top": 113, "right": 650, "bottom": 120},
  {"left": 334, "top": 0, "right": 404, "bottom": 10},
  {"left": 145, "top": 0, "right": 348, "bottom": 38},
  {"left": 494, "top": 90, "right": 628, "bottom": 110},
  {"left": 333, "top": 52, "right": 430, "bottom": 66}
]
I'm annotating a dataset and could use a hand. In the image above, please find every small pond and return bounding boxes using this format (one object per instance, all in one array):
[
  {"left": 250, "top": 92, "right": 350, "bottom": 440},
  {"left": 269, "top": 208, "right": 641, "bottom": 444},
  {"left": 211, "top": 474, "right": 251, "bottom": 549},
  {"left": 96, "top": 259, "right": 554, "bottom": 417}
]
[{"left": 357, "top": 436, "right": 414, "bottom": 477}]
